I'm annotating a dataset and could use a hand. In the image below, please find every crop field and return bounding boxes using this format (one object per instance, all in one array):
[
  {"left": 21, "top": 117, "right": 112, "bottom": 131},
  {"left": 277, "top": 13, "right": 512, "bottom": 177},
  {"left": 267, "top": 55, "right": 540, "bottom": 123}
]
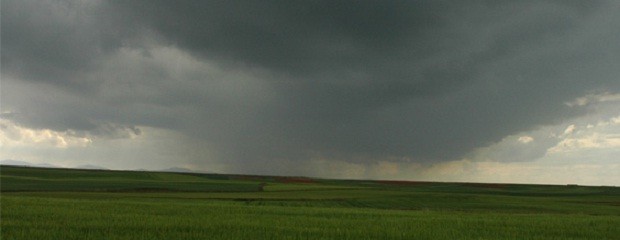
[{"left": 1, "top": 165, "right": 619, "bottom": 239}]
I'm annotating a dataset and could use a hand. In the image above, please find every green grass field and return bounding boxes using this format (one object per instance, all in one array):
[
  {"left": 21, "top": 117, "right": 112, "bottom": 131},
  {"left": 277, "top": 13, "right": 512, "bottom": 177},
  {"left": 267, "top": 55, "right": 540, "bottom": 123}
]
[{"left": 1, "top": 165, "right": 619, "bottom": 239}]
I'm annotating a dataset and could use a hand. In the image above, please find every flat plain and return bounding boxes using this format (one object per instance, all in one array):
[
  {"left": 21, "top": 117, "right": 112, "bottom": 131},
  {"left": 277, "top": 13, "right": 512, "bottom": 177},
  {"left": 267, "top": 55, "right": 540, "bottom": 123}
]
[{"left": 1, "top": 165, "right": 619, "bottom": 239}]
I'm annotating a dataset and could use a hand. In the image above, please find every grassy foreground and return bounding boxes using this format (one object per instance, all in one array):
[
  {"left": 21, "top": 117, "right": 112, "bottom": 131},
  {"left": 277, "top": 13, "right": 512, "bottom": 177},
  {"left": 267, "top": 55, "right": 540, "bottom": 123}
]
[{"left": 1, "top": 166, "right": 619, "bottom": 239}]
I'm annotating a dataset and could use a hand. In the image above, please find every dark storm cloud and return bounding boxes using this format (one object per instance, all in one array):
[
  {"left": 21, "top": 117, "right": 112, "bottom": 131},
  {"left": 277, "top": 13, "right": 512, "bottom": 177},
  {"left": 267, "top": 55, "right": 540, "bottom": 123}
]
[
  {"left": 2, "top": 0, "right": 120, "bottom": 90},
  {"left": 2, "top": 0, "right": 620, "bottom": 170},
  {"left": 109, "top": 0, "right": 446, "bottom": 77}
]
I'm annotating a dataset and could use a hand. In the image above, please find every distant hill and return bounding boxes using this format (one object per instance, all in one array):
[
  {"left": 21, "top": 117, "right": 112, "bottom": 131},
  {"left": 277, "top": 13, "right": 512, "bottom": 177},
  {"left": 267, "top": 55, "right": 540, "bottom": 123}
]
[
  {"left": 0, "top": 160, "right": 198, "bottom": 173},
  {"left": 75, "top": 164, "right": 109, "bottom": 170},
  {"left": 159, "top": 167, "right": 194, "bottom": 173},
  {"left": 1, "top": 159, "right": 60, "bottom": 168},
  {"left": 1, "top": 160, "right": 108, "bottom": 171}
]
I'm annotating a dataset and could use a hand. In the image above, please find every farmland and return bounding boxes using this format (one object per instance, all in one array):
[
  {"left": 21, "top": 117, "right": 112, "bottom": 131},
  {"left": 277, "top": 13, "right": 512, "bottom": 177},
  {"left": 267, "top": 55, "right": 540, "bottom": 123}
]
[{"left": 1, "top": 165, "right": 619, "bottom": 239}]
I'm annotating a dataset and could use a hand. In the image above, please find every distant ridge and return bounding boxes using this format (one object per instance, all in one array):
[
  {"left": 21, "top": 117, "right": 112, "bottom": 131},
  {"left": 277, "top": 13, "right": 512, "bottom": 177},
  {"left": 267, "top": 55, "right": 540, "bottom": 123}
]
[
  {"left": 0, "top": 160, "right": 111, "bottom": 171},
  {"left": 0, "top": 159, "right": 60, "bottom": 168},
  {"left": 159, "top": 167, "right": 194, "bottom": 173},
  {"left": 0, "top": 161, "right": 202, "bottom": 173},
  {"left": 75, "top": 164, "right": 109, "bottom": 170}
]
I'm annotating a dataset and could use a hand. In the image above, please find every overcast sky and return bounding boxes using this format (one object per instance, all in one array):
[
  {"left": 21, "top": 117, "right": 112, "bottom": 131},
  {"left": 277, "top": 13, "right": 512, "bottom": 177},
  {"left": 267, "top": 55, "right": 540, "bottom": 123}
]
[{"left": 1, "top": 0, "right": 619, "bottom": 185}]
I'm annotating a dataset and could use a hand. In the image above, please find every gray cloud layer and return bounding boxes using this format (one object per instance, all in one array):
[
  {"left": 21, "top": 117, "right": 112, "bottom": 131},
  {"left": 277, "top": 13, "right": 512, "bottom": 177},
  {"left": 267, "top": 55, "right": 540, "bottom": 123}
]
[{"left": 2, "top": 0, "right": 620, "bottom": 171}]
